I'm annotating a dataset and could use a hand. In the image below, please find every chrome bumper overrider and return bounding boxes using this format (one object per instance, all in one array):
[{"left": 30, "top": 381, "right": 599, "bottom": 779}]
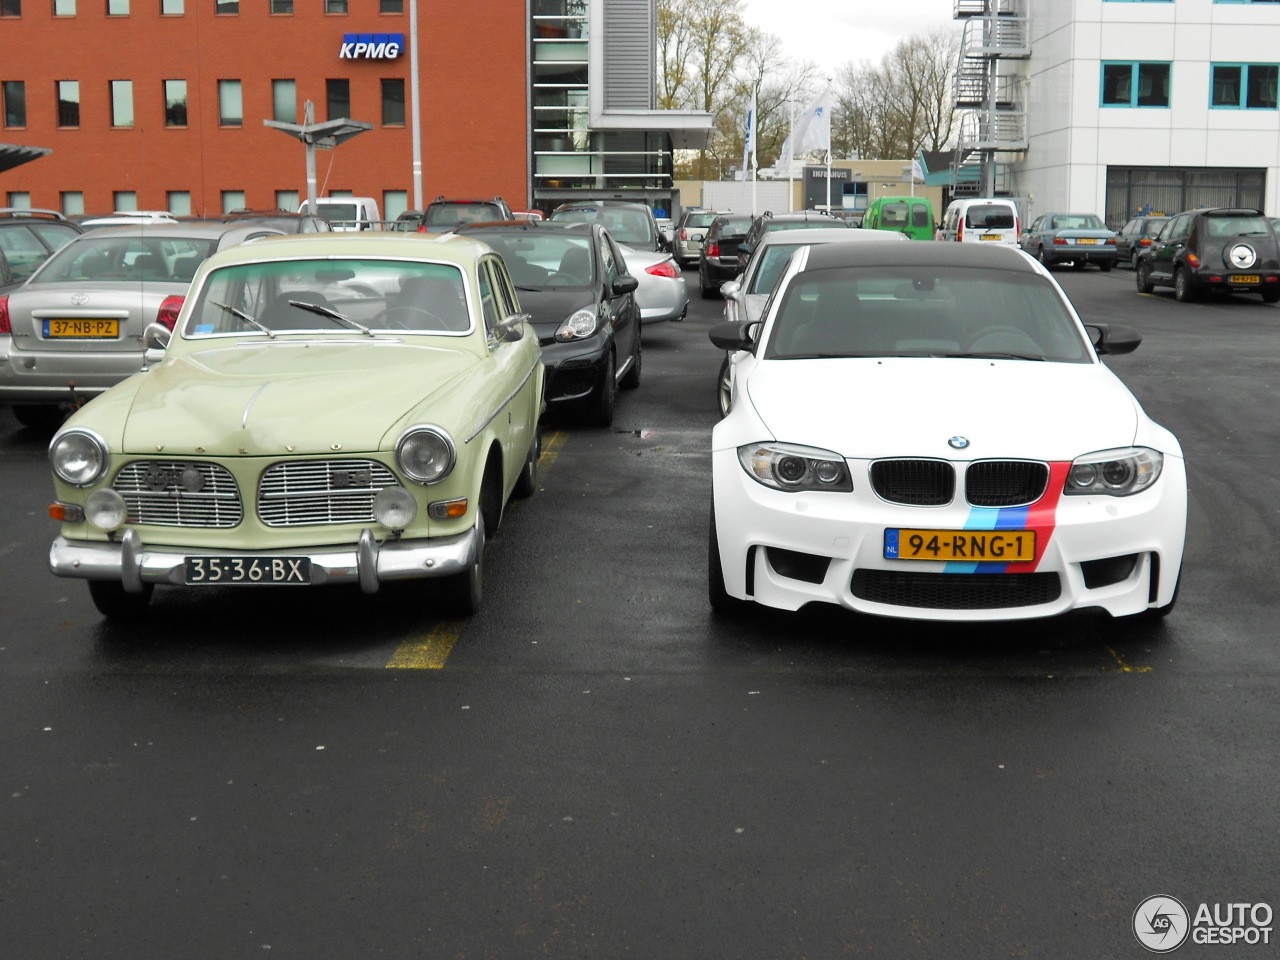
[{"left": 48, "top": 526, "right": 480, "bottom": 595}]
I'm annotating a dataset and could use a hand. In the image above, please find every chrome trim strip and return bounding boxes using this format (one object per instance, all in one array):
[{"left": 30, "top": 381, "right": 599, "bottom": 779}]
[
  {"left": 464, "top": 361, "right": 538, "bottom": 444},
  {"left": 241, "top": 381, "right": 271, "bottom": 429}
]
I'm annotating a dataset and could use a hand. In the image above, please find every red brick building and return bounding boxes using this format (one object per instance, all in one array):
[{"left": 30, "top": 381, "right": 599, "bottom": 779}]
[{"left": 0, "top": 0, "right": 530, "bottom": 218}]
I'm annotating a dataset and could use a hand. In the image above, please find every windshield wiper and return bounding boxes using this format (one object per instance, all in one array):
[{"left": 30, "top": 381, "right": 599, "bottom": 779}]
[
  {"left": 948, "top": 351, "right": 1045, "bottom": 361},
  {"left": 211, "top": 300, "right": 274, "bottom": 338},
  {"left": 286, "top": 299, "right": 374, "bottom": 337}
]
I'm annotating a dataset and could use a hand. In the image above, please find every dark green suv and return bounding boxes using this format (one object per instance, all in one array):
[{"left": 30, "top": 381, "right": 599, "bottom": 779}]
[
  {"left": 0, "top": 209, "right": 83, "bottom": 293},
  {"left": 1136, "top": 207, "right": 1280, "bottom": 303}
]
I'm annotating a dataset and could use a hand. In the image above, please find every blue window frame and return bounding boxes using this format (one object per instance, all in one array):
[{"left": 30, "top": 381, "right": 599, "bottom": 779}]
[
  {"left": 1211, "top": 63, "right": 1279, "bottom": 108},
  {"left": 1100, "top": 62, "right": 1171, "bottom": 107}
]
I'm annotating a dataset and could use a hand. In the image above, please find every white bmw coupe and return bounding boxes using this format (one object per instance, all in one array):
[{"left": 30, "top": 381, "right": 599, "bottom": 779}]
[{"left": 708, "top": 242, "right": 1186, "bottom": 622}]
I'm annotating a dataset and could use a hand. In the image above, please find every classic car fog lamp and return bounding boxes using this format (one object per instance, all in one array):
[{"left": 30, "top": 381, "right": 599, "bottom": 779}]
[
  {"left": 428, "top": 498, "right": 468, "bottom": 520},
  {"left": 84, "top": 490, "right": 128, "bottom": 532},
  {"left": 396, "top": 426, "right": 456, "bottom": 484},
  {"left": 50, "top": 430, "right": 110, "bottom": 487},
  {"left": 373, "top": 487, "right": 417, "bottom": 531}
]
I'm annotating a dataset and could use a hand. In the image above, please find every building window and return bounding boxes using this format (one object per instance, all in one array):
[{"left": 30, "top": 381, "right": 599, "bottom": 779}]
[
  {"left": 270, "top": 0, "right": 291, "bottom": 11},
  {"left": 3, "top": 81, "right": 25, "bottom": 127},
  {"left": 61, "top": 191, "right": 84, "bottom": 216},
  {"left": 0, "top": 0, "right": 20, "bottom": 14},
  {"left": 276, "top": 189, "right": 299, "bottom": 212},
  {"left": 221, "top": 190, "right": 245, "bottom": 214},
  {"left": 326, "top": 79, "right": 350, "bottom": 119},
  {"left": 215, "top": 0, "right": 237, "bottom": 13},
  {"left": 107, "top": 0, "right": 128, "bottom": 14},
  {"left": 109, "top": 80, "right": 133, "bottom": 127},
  {"left": 164, "top": 79, "right": 187, "bottom": 126},
  {"left": 53, "top": 0, "right": 74, "bottom": 14},
  {"left": 56, "top": 80, "right": 80, "bottom": 127},
  {"left": 381, "top": 78, "right": 404, "bottom": 125},
  {"left": 7, "top": 191, "right": 29, "bottom": 208},
  {"left": 325, "top": 0, "right": 347, "bottom": 12},
  {"left": 218, "top": 79, "right": 242, "bottom": 126},
  {"left": 161, "top": 0, "right": 182, "bottom": 13},
  {"left": 272, "top": 79, "right": 296, "bottom": 123},
  {"left": 167, "top": 191, "right": 191, "bottom": 216},
  {"left": 383, "top": 190, "right": 407, "bottom": 220},
  {"left": 1100, "top": 62, "right": 1170, "bottom": 107},
  {"left": 113, "top": 191, "right": 137, "bottom": 212},
  {"left": 380, "top": 0, "right": 403, "bottom": 12},
  {"left": 1211, "top": 63, "right": 1280, "bottom": 109}
]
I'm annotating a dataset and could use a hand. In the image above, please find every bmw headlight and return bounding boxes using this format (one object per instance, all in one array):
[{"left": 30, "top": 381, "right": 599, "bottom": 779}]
[
  {"left": 554, "top": 308, "right": 598, "bottom": 342},
  {"left": 1065, "top": 447, "right": 1162, "bottom": 497},
  {"left": 737, "top": 442, "right": 853, "bottom": 492},
  {"left": 50, "top": 430, "right": 110, "bottom": 487},
  {"left": 396, "top": 426, "right": 456, "bottom": 484}
]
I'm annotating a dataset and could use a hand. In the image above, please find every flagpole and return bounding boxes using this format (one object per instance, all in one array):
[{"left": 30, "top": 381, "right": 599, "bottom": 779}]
[
  {"left": 786, "top": 106, "right": 795, "bottom": 212},
  {"left": 824, "top": 77, "right": 832, "bottom": 213}
]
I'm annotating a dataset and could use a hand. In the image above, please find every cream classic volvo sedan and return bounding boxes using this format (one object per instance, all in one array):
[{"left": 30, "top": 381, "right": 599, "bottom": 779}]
[{"left": 47, "top": 233, "right": 544, "bottom": 618}]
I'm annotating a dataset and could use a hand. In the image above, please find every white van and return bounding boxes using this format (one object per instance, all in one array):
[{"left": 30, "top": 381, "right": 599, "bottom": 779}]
[
  {"left": 302, "top": 197, "right": 381, "bottom": 231},
  {"left": 937, "top": 198, "right": 1020, "bottom": 245}
]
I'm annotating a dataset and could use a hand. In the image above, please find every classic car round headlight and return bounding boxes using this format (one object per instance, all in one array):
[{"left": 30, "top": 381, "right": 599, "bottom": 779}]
[
  {"left": 50, "top": 430, "right": 110, "bottom": 487},
  {"left": 396, "top": 426, "right": 456, "bottom": 484},
  {"left": 373, "top": 486, "right": 417, "bottom": 530},
  {"left": 84, "top": 489, "right": 127, "bottom": 532}
]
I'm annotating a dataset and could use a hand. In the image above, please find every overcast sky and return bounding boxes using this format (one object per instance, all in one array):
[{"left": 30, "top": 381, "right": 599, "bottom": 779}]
[{"left": 741, "top": 0, "right": 960, "bottom": 77}]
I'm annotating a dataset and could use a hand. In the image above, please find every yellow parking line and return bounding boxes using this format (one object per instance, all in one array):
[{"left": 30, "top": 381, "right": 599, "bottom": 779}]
[
  {"left": 1106, "top": 645, "right": 1153, "bottom": 673},
  {"left": 385, "top": 429, "right": 564, "bottom": 670}
]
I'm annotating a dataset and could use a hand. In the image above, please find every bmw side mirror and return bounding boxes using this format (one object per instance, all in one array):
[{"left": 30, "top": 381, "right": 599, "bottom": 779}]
[
  {"left": 708, "top": 320, "right": 755, "bottom": 352},
  {"left": 1087, "top": 322, "right": 1142, "bottom": 356}
]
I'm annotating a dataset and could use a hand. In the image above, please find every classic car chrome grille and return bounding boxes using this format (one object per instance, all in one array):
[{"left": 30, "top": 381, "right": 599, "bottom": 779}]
[
  {"left": 870, "top": 459, "right": 955, "bottom": 505},
  {"left": 258, "top": 459, "right": 400, "bottom": 527},
  {"left": 851, "top": 571, "right": 1062, "bottom": 609},
  {"left": 965, "top": 461, "right": 1049, "bottom": 507},
  {"left": 113, "top": 461, "right": 243, "bottom": 528}
]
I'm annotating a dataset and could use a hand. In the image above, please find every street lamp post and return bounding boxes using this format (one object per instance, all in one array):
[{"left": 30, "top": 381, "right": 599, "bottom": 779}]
[{"left": 264, "top": 100, "right": 373, "bottom": 213}]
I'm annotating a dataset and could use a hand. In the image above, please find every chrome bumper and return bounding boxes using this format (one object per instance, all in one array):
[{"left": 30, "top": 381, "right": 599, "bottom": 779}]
[{"left": 48, "top": 526, "right": 480, "bottom": 595}]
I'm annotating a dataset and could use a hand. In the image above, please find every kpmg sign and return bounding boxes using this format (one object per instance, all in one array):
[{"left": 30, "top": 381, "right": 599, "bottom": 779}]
[{"left": 339, "top": 33, "right": 405, "bottom": 59}]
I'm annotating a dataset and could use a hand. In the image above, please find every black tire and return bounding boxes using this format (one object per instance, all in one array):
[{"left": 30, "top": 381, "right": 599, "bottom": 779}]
[
  {"left": 1131, "top": 251, "right": 1141, "bottom": 270},
  {"left": 587, "top": 350, "right": 615, "bottom": 426},
  {"left": 1174, "top": 267, "right": 1195, "bottom": 303},
  {"left": 1135, "top": 261, "right": 1155, "bottom": 294},
  {"left": 88, "top": 580, "right": 154, "bottom": 619},
  {"left": 1135, "top": 572, "right": 1180, "bottom": 622},
  {"left": 708, "top": 505, "right": 748, "bottom": 615},
  {"left": 717, "top": 354, "right": 733, "bottom": 418},
  {"left": 699, "top": 267, "right": 717, "bottom": 299},
  {"left": 1262, "top": 288, "right": 1280, "bottom": 304},
  {"left": 440, "top": 515, "right": 485, "bottom": 616},
  {"left": 1098, "top": 260, "right": 1114, "bottom": 272},
  {"left": 1071, "top": 259, "right": 1086, "bottom": 271},
  {"left": 13, "top": 405, "right": 64, "bottom": 431},
  {"left": 512, "top": 425, "right": 540, "bottom": 500},
  {"left": 619, "top": 328, "right": 641, "bottom": 390},
  {"left": 1037, "top": 246, "right": 1050, "bottom": 267}
]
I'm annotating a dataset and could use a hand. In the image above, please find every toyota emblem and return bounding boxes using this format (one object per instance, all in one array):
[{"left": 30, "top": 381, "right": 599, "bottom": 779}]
[
  {"left": 948, "top": 436, "right": 970, "bottom": 450},
  {"left": 1229, "top": 244, "right": 1257, "bottom": 270},
  {"left": 70, "top": 292, "right": 88, "bottom": 305}
]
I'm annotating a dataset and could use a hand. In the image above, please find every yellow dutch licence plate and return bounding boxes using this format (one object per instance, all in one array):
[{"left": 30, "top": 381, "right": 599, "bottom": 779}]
[
  {"left": 1076, "top": 238, "right": 1099, "bottom": 245},
  {"left": 885, "top": 528, "right": 1036, "bottom": 562},
  {"left": 44, "top": 319, "right": 120, "bottom": 339},
  {"left": 980, "top": 233, "right": 1002, "bottom": 241},
  {"left": 1231, "top": 275, "right": 1260, "bottom": 284}
]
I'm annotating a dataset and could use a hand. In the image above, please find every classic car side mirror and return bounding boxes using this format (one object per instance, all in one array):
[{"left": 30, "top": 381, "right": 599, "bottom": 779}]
[
  {"left": 142, "top": 322, "right": 171, "bottom": 369},
  {"left": 1086, "top": 322, "right": 1142, "bottom": 356},
  {"left": 494, "top": 314, "right": 529, "bottom": 343},
  {"left": 612, "top": 274, "right": 639, "bottom": 295}
]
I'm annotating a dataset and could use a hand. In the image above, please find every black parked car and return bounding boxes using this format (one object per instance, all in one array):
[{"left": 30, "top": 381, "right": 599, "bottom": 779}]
[
  {"left": 1135, "top": 207, "right": 1280, "bottom": 303},
  {"left": 735, "top": 209, "right": 846, "bottom": 273},
  {"left": 549, "top": 200, "right": 670, "bottom": 253},
  {"left": 1114, "top": 215, "right": 1170, "bottom": 269},
  {"left": 0, "top": 208, "right": 83, "bottom": 293},
  {"left": 454, "top": 220, "right": 641, "bottom": 425},
  {"left": 697, "top": 213, "right": 753, "bottom": 298},
  {"left": 415, "top": 196, "right": 515, "bottom": 232}
]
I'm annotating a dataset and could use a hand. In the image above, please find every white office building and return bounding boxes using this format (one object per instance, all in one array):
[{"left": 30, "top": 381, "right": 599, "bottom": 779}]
[{"left": 953, "top": 0, "right": 1280, "bottom": 224}]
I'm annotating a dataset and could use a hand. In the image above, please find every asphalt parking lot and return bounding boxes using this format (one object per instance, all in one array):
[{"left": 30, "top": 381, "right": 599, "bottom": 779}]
[{"left": 2, "top": 263, "right": 1277, "bottom": 957}]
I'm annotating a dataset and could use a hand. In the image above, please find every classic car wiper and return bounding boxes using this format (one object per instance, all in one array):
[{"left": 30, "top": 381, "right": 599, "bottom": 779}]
[
  {"left": 287, "top": 300, "right": 374, "bottom": 337},
  {"left": 211, "top": 300, "right": 275, "bottom": 338}
]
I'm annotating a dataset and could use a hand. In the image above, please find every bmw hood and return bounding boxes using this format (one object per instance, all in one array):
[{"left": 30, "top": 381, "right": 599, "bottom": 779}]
[
  {"left": 744, "top": 358, "right": 1142, "bottom": 460},
  {"left": 119, "top": 340, "right": 477, "bottom": 456}
]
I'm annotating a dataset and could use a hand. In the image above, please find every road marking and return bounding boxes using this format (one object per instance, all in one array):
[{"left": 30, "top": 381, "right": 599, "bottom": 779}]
[
  {"left": 1106, "top": 645, "right": 1153, "bottom": 673},
  {"left": 385, "top": 429, "right": 564, "bottom": 670}
]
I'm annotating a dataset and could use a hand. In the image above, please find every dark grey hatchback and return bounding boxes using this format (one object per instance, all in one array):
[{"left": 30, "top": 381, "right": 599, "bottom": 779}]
[{"left": 1136, "top": 207, "right": 1280, "bottom": 303}]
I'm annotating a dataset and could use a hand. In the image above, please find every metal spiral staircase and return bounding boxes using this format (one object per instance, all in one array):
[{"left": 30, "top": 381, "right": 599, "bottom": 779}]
[{"left": 950, "top": 0, "right": 1029, "bottom": 197}]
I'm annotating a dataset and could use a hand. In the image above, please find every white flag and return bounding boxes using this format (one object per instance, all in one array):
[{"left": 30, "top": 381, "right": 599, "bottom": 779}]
[
  {"left": 741, "top": 90, "right": 757, "bottom": 174},
  {"left": 792, "top": 85, "right": 832, "bottom": 156},
  {"left": 911, "top": 158, "right": 925, "bottom": 182}
]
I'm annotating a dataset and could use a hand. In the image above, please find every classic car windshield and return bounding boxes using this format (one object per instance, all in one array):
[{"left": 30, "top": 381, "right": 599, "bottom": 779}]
[
  {"left": 183, "top": 258, "right": 472, "bottom": 336},
  {"left": 33, "top": 236, "right": 218, "bottom": 284},
  {"left": 475, "top": 234, "right": 594, "bottom": 288},
  {"left": 763, "top": 265, "right": 1091, "bottom": 363}
]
